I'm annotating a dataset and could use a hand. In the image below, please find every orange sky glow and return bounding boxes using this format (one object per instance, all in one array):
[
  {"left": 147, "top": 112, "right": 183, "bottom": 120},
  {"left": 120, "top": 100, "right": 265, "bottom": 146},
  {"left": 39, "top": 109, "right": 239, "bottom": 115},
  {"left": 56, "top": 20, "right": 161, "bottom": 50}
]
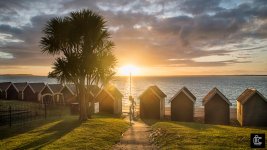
[{"left": 0, "top": 0, "right": 267, "bottom": 76}]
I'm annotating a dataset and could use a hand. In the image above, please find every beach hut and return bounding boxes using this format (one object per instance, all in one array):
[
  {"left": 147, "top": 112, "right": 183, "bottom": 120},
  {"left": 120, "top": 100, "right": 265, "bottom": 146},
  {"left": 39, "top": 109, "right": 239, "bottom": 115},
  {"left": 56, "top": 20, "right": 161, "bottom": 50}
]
[
  {"left": 28, "top": 83, "right": 46, "bottom": 102},
  {"left": 0, "top": 87, "right": 4, "bottom": 100},
  {"left": 95, "top": 84, "right": 123, "bottom": 115},
  {"left": 237, "top": 88, "right": 267, "bottom": 126},
  {"left": 203, "top": 87, "right": 231, "bottom": 125},
  {"left": 13, "top": 82, "right": 28, "bottom": 100},
  {"left": 86, "top": 85, "right": 101, "bottom": 113},
  {"left": 139, "top": 85, "right": 166, "bottom": 120},
  {"left": 87, "top": 85, "right": 101, "bottom": 97},
  {"left": 22, "top": 83, "right": 36, "bottom": 101},
  {"left": 48, "top": 84, "right": 64, "bottom": 104},
  {"left": 40, "top": 84, "right": 54, "bottom": 104},
  {"left": 0, "top": 82, "right": 12, "bottom": 99},
  {"left": 61, "top": 85, "right": 77, "bottom": 104},
  {"left": 169, "top": 87, "right": 196, "bottom": 122},
  {"left": 0, "top": 88, "right": 2, "bottom": 99},
  {"left": 5, "top": 82, "right": 19, "bottom": 100}
]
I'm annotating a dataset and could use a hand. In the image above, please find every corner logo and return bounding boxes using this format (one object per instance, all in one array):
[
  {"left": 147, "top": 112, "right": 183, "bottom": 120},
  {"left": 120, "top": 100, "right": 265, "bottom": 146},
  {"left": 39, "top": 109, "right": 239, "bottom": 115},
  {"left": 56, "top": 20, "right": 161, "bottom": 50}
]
[{"left": 251, "top": 134, "right": 265, "bottom": 148}]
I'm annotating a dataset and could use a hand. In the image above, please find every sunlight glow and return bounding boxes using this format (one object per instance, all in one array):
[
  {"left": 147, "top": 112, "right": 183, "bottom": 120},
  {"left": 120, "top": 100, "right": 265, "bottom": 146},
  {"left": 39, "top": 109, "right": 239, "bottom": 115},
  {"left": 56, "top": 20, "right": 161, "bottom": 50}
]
[{"left": 118, "top": 64, "right": 139, "bottom": 76}]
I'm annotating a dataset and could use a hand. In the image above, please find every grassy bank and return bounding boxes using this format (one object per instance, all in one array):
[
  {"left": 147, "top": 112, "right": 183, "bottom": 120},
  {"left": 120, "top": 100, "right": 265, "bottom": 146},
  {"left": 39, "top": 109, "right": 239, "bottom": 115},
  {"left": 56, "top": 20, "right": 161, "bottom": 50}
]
[
  {"left": 151, "top": 121, "right": 267, "bottom": 149},
  {"left": 0, "top": 100, "right": 40, "bottom": 108},
  {"left": 0, "top": 115, "right": 129, "bottom": 150},
  {"left": 0, "top": 100, "right": 69, "bottom": 117}
]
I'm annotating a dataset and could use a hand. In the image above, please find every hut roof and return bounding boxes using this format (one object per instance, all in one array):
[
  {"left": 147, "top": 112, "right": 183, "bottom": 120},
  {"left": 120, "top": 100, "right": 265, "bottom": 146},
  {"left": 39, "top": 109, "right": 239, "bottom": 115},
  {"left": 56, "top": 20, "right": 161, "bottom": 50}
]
[
  {"left": 87, "top": 85, "right": 101, "bottom": 96},
  {"left": 203, "top": 87, "right": 231, "bottom": 105},
  {"left": 0, "top": 82, "right": 12, "bottom": 91},
  {"left": 105, "top": 84, "right": 123, "bottom": 98},
  {"left": 66, "top": 84, "right": 77, "bottom": 95},
  {"left": 139, "top": 85, "right": 166, "bottom": 99},
  {"left": 29, "top": 83, "right": 46, "bottom": 93},
  {"left": 61, "top": 85, "right": 75, "bottom": 95},
  {"left": 237, "top": 88, "right": 267, "bottom": 104},
  {"left": 14, "top": 82, "right": 28, "bottom": 92},
  {"left": 169, "top": 86, "right": 196, "bottom": 103},
  {"left": 48, "top": 84, "right": 63, "bottom": 93},
  {"left": 95, "top": 84, "right": 123, "bottom": 101},
  {"left": 40, "top": 84, "right": 53, "bottom": 94}
]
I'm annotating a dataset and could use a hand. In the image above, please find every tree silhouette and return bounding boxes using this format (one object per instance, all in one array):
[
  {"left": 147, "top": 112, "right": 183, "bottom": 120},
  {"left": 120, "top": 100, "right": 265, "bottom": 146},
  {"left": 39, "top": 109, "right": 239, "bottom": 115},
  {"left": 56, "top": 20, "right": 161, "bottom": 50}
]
[{"left": 40, "top": 9, "right": 116, "bottom": 121}]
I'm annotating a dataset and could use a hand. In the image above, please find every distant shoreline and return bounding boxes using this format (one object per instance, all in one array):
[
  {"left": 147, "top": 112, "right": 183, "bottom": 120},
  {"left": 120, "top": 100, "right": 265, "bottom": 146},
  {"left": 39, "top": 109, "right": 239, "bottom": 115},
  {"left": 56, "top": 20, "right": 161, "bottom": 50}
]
[{"left": 0, "top": 74, "right": 42, "bottom": 77}]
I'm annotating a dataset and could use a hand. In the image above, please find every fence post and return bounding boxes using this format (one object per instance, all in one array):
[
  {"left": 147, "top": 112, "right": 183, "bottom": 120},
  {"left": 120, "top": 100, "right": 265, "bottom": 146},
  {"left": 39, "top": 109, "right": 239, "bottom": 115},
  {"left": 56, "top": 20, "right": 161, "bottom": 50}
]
[
  {"left": 44, "top": 103, "right": 47, "bottom": 119},
  {"left": 9, "top": 106, "right": 11, "bottom": 127}
]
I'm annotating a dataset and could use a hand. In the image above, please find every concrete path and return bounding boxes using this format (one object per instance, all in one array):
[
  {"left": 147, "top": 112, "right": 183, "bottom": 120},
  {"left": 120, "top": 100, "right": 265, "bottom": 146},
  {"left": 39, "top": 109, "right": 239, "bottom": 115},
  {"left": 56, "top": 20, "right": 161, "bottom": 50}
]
[{"left": 113, "top": 119, "right": 157, "bottom": 150}]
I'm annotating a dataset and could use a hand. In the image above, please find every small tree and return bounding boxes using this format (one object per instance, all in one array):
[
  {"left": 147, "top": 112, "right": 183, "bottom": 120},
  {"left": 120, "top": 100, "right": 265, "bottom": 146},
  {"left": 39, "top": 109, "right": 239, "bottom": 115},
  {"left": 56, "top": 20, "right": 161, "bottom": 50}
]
[{"left": 40, "top": 9, "right": 117, "bottom": 121}]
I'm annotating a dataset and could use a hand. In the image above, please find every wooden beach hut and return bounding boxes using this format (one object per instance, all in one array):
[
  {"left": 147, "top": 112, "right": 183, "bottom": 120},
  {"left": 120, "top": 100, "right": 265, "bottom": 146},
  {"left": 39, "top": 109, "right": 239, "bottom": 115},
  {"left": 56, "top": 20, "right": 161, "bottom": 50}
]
[
  {"left": 40, "top": 84, "right": 54, "bottom": 104},
  {"left": 95, "top": 84, "right": 123, "bottom": 115},
  {"left": 169, "top": 87, "right": 196, "bottom": 122},
  {"left": 203, "top": 87, "right": 231, "bottom": 125},
  {"left": 0, "top": 88, "right": 2, "bottom": 99},
  {"left": 61, "top": 85, "right": 76, "bottom": 104},
  {"left": 0, "top": 82, "right": 12, "bottom": 99},
  {"left": 28, "top": 83, "right": 46, "bottom": 102},
  {"left": 48, "top": 84, "right": 64, "bottom": 104},
  {"left": 139, "top": 85, "right": 166, "bottom": 120},
  {"left": 87, "top": 85, "right": 101, "bottom": 96},
  {"left": 22, "top": 83, "right": 36, "bottom": 101},
  {"left": 6, "top": 82, "right": 19, "bottom": 100},
  {"left": 13, "top": 82, "right": 28, "bottom": 100},
  {"left": 86, "top": 85, "right": 101, "bottom": 113},
  {"left": 237, "top": 88, "right": 267, "bottom": 126}
]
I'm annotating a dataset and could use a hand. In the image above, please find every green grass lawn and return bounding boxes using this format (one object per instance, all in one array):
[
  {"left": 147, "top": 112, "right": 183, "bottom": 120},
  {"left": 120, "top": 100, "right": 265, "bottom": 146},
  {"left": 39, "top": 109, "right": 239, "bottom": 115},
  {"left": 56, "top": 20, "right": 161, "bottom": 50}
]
[
  {"left": 151, "top": 121, "right": 267, "bottom": 150},
  {"left": 0, "top": 115, "right": 129, "bottom": 150}
]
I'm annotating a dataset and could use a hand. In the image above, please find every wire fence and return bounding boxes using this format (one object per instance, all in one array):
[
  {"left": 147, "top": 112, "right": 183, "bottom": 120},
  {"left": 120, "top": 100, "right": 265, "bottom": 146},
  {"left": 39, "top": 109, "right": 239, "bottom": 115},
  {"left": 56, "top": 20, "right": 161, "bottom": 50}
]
[{"left": 0, "top": 102, "right": 69, "bottom": 127}]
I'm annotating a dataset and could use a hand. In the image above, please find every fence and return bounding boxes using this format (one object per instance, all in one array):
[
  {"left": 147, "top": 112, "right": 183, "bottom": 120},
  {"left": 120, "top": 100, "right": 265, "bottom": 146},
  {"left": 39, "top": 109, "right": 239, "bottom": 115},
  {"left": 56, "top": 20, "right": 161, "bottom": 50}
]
[{"left": 0, "top": 102, "right": 69, "bottom": 127}]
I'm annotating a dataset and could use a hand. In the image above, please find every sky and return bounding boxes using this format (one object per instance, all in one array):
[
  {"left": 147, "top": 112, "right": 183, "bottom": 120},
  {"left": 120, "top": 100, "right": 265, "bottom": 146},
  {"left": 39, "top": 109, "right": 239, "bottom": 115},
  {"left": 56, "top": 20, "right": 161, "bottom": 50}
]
[{"left": 0, "top": 0, "right": 267, "bottom": 76}]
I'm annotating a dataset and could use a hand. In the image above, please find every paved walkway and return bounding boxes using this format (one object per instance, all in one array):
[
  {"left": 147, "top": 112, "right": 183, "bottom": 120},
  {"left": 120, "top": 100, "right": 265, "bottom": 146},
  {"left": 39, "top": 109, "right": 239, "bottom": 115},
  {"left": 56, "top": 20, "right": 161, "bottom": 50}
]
[{"left": 113, "top": 119, "right": 157, "bottom": 150}]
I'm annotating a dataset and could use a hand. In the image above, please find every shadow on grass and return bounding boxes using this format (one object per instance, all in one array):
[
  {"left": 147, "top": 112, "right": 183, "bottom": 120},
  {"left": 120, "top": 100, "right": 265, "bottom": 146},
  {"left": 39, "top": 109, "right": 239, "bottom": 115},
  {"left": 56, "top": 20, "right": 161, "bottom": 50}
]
[
  {"left": 16, "top": 118, "right": 81, "bottom": 150},
  {"left": 0, "top": 117, "right": 72, "bottom": 140},
  {"left": 93, "top": 113, "right": 123, "bottom": 119}
]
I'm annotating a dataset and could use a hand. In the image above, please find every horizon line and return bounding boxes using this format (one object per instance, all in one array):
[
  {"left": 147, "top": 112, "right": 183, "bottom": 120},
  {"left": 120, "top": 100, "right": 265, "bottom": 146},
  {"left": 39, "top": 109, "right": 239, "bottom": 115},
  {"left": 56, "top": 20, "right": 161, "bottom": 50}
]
[{"left": 0, "top": 74, "right": 267, "bottom": 77}]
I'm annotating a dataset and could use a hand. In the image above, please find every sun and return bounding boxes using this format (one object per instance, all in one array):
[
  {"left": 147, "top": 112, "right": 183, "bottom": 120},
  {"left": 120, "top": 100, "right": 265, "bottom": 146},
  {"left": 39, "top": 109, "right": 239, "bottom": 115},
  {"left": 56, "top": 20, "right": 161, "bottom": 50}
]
[{"left": 118, "top": 64, "right": 139, "bottom": 76}]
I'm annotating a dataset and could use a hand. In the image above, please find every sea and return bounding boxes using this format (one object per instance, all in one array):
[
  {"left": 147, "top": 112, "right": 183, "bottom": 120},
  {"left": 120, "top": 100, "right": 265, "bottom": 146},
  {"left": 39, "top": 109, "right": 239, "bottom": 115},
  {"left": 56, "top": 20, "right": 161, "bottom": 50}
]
[{"left": 1, "top": 75, "right": 267, "bottom": 112}]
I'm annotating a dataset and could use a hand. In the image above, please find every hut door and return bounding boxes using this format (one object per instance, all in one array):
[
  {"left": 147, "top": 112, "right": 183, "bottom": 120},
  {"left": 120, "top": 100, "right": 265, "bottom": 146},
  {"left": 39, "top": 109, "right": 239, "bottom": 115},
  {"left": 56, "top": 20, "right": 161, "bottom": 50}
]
[
  {"left": 100, "top": 97, "right": 114, "bottom": 114},
  {"left": 140, "top": 93, "right": 160, "bottom": 119}
]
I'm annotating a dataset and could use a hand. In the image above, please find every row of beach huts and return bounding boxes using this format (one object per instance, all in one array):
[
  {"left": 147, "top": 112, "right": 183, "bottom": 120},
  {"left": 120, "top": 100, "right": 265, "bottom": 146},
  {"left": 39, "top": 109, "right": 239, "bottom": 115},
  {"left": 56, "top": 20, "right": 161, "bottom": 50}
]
[
  {"left": 138, "top": 86, "right": 267, "bottom": 127},
  {"left": 0, "top": 82, "right": 122, "bottom": 114},
  {"left": 0, "top": 82, "right": 78, "bottom": 104},
  {"left": 1, "top": 82, "right": 267, "bottom": 126}
]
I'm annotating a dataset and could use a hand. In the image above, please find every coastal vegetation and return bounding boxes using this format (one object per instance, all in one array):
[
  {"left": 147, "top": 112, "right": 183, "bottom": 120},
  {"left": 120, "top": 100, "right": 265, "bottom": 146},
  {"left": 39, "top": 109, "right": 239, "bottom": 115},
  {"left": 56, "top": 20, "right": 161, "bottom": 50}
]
[
  {"left": 151, "top": 121, "right": 267, "bottom": 149},
  {"left": 0, "top": 115, "right": 128, "bottom": 150},
  {"left": 40, "top": 9, "right": 117, "bottom": 121}
]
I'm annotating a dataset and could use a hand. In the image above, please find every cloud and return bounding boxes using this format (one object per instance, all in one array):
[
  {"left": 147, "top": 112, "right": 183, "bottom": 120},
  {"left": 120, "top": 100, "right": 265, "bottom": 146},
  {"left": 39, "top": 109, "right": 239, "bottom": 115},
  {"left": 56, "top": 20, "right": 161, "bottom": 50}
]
[
  {"left": 0, "top": 0, "right": 266, "bottom": 72},
  {"left": 179, "top": 0, "right": 224, "bottom": 15},
  {"left": 0, "top": 13, "right": 56, "bottom": 66}
]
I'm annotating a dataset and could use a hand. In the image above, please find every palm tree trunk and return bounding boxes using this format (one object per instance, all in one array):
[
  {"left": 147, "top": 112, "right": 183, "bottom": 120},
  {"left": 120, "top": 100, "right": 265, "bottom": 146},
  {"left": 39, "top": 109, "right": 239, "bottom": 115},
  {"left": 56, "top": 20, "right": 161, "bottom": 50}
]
[
  {"left": 79, "top": 79, "right": 88, "bottom": 121},
  {"left": 86, "top": 75, "right": 92, "bottom": 119}
]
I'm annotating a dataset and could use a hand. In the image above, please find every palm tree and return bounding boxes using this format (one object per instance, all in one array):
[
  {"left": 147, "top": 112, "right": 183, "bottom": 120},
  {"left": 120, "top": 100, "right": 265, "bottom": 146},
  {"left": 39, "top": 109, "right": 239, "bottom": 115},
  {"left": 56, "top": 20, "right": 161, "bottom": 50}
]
[{"left": 40, "top": 9, "right": 116, "bottom": 121}]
